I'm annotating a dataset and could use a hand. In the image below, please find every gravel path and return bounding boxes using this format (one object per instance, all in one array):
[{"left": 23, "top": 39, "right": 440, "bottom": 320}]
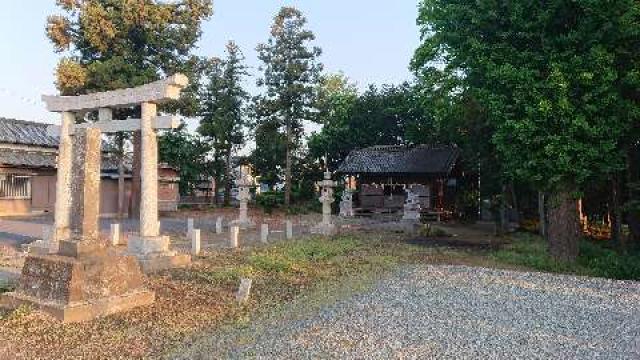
[{"left": 175, "top": 265, "right": 640, "bottom": 359}]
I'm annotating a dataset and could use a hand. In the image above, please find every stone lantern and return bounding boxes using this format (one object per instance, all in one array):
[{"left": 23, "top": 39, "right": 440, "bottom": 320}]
[
  {"left": 312, "top": 170, "right": 338, "bottom": 235},
  {"left": 339, "top": 190, "right": 355, "bottom": 217},
  {"left": 231, "top": 173, "right": 255, "bottom": 229}
]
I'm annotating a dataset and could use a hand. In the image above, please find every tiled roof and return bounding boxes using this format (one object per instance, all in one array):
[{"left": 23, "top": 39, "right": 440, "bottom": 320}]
[
  {"left": 0, "top": 149, "right": 57, "bottom": 168},
  {"left": 0, "top": 148, "right": 129, "bottom": 172},
  {"left": 336, "top": 144, "right": 460, "bottom": 175},
  {"left": 0, "top": 118, "right": 59, "bottom": 148}
]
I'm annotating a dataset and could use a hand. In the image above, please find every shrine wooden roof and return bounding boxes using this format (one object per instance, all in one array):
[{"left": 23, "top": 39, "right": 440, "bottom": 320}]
[{"left": 336, "top": 144, "right": 460, "bottom": 176}]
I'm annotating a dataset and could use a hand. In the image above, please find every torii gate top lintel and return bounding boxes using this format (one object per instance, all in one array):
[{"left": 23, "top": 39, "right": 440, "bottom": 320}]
[{"left": 42, "top": 74, "right": 189, "bottom": 113}]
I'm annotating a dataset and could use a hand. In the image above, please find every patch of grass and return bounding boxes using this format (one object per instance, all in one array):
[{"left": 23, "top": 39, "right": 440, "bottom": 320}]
[
  {"left": 0, "top": 281, "right": 13, "bottom": 294},
  {"left": 490, "top": 232, "right": 640, "bottom": 280},
  {"left": 577, "top": 241, "right": 640, "bottom": 280},
  {"left": 0, "top": 304, "right": 32, "bottom": 321}
]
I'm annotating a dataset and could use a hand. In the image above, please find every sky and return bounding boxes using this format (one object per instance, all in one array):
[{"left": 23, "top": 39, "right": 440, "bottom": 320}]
[{"left": 0, "top": 1, "right": 421, "bottom": 126}]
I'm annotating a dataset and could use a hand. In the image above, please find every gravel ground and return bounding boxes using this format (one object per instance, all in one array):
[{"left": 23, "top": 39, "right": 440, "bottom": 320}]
[{"left": 174, "top": 265, "right": 640, "bottom": 359}]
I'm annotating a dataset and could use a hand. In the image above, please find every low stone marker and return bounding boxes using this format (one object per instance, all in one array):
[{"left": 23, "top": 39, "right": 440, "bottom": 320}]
[
  {"left": 230, "top": 226, "right": 239, "bottom": 248},
  {"left": 260, "top": 224, "right": 269, "bottom": 243},
  {"left": 286, "top": 220, "right": 293, "bottom": 239},
  {"left": 191, "top": 229, "right": 201, "bottom": 256},
  {"left": 236, "top": 278, "right": 252, "bottom": 303},
  {"left": 187, "top": 218, "right": 194, "bottom": 238},
  {"left": 110, "top": 223, "right": 121, "bottom": 246},
  {"left": 216, "top": 217, "right": 223, "bottom": 234}
]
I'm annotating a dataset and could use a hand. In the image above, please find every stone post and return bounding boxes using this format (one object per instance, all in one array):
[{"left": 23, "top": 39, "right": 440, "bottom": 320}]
[
  {"left": 216, "top": 217, "right": 223, "bottom": 234},
  {"left": 236, "top": 278, "right": 252, "bottom": 303},
  {"left": 286, "top": 220, "right": 293, "bottom": 239},
  {"left": 260, "top": 224, "right": 269, "bottom": 243},
  {"left": 230, "top": 226, "right": 239, "bottom": 248},
  {"left": 187, "top": 218, "right": 194, "bottom": 238},
  {"left": 140, "top": 102, "right": 159, "bottom": 238},
  {"left": 191, "top": 229, "right": 201, "bottom": 256},
  {"left": 110, "top": 223, "right": 121, "bottom": 246},
  {"left": 58, "top": 128, "right": 102, "bottom": 257},
  {"left": 52, "top": 112, "right": 75, "bottom": 247}
]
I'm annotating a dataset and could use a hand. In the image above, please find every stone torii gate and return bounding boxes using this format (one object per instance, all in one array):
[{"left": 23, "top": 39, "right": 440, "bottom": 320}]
[
  {"left": 2, "top": 76, "right": 199, "bottom": 322},
  {"left": 43, "top": 75, "right": 190, "bottom": 271}
]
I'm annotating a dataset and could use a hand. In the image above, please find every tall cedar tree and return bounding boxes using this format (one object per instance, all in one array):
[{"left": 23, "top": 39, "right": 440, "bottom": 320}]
[
  {"left": 47, "top": 0, "right": 212, "bottom": 213},
  {"left": 198, "top": 42, "right": 249, "bottom": 206},
  {"left": 412, "top": 0, "right": 640, "bottom": 261},
  {"left": 253, "top": 7, "right": 322, "bottom": 206}
]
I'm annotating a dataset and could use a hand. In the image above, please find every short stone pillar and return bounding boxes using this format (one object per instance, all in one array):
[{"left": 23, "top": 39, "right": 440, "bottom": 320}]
[
  {"left": 191, "top": 229, "right": 201, "bottom": 256},
  {"left": 402, "top": 188, "right": 421, "bottom": 222},
  {"left": 260, "top": 224, "right": 269, "bottom": 243},
  {"left": 339, "top": 190, "right": 355, "bottom": 217},
  {"left": 230, "top": 176, "right": 255, "bottom": 229},
  {"left": 230, "top": 226, "right": 240, "bottom": 248},
  {"left": 311, "top": 170, "right": 338, "bottom": 236},
  {"left": 187, "top": 218, "right": 194, "bottom": 238},
  {"left": 215, "top": 217, "right": 223, "bottom": 234},
  {"left": 236, "top": 278, "right": 252, "bottom": 303},
  {"left": 286, "top": 220, "right": 293, "bottom": 239},
  {"left": 111, "top": 223, "right": 121, "bottom": 246}
]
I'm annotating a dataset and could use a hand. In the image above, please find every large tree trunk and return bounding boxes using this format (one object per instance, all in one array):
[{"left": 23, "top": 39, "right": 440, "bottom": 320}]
[
  {"left": 538, "top": 191, "right": 547, "bottom": 239},
  {"left": 284, "top": 120, "right": 292, "bottom": 208},
  {"left": 547, "top": 189, "right": 580, "bottom": 262},
  {"left": 611, "top": 174, "right": 624, "bottom": 249},
  {"left": 627, "top": 145, "right": 640, "bottom": 245},
  {"left": 509, "top": 182, "right": 520, "bottom": 225},
  {"left": 129, "top": 130, "right": 141, "bottom": 219},
  {"left": 224, "top": 147, "right": 232, "bottom": 207}
]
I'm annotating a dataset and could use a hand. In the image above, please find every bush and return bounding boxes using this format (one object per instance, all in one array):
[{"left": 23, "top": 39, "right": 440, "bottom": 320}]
[
  {"left": 256, "top": 191, "right": 284, "bottom": 214},
  {"left": 491, "top": 232, "right": 640, "bottom": 280},
  {"left": 419, "top": 224, "right": 452, "bottom": 238}
]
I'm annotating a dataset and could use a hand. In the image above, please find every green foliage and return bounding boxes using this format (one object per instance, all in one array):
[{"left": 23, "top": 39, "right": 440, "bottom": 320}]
[
  {"left": 255, "top": 191, "right": 284, "bottom": 214},
  {"left": 252, "top": 7, "right": 323, "bottom": 206},
  {"left": 419, "top": 225, "right": 452, "bottom": 238},
  {"left": 47, "top": 0, "right": 213, "bottom": 116},
  {"left": 248, "top": 236, "right": 362, "bottom": 275},
  {"left": 159, "top": 125, "right": 212, "bottom": 195},
  {"left": 198, "top": 42, "right": 249, "bottom": 205},
  {"left": 492, "top": 233, "right": 640, "bottom": 280},
  {"left": 412, "top": 0, "right": 640, "bottom": 194},
  {"left": 0, "top": 281, "right": 12, "bottom": 295},
  {"left": 309, "top": 83, "right": 423, "bottom": 169}
]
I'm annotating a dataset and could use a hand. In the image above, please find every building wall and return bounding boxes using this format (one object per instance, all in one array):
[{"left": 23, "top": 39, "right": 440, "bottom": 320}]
[
  {"left": 0, "top": 166, "right": 178, "bottom": 217},
  {"left": 0, "top": 199, "right": 30, "bottom": 215}
]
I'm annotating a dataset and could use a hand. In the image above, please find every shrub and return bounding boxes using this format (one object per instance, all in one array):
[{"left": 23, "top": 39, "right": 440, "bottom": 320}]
[{"left": 256, "top": 191, "right": 284, "bottom": 214}]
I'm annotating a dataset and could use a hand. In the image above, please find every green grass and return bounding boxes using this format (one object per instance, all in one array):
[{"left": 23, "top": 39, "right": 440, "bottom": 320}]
[
  {"left": 491, "top": 232, "right": 640, "bottom": 280},
  {"left": 0, "top": 281, "right": 12, "bottom": 295}
]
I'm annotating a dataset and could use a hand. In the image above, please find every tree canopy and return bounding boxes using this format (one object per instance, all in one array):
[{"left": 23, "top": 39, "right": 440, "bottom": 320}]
[
  {"left": 252, "top": 6, "right": 323, "bottom": 206},
  {"left": 412, "top": 0, "right": 640, "bottom": 260}
]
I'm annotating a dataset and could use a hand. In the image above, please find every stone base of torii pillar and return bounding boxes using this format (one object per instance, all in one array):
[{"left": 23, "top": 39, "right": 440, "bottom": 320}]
[
  {"left": 127, "top": 234, "right": 191, "bottom": 273},
  {"left": 2, "top": 128, "right": 154, "bottom": 323}
]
